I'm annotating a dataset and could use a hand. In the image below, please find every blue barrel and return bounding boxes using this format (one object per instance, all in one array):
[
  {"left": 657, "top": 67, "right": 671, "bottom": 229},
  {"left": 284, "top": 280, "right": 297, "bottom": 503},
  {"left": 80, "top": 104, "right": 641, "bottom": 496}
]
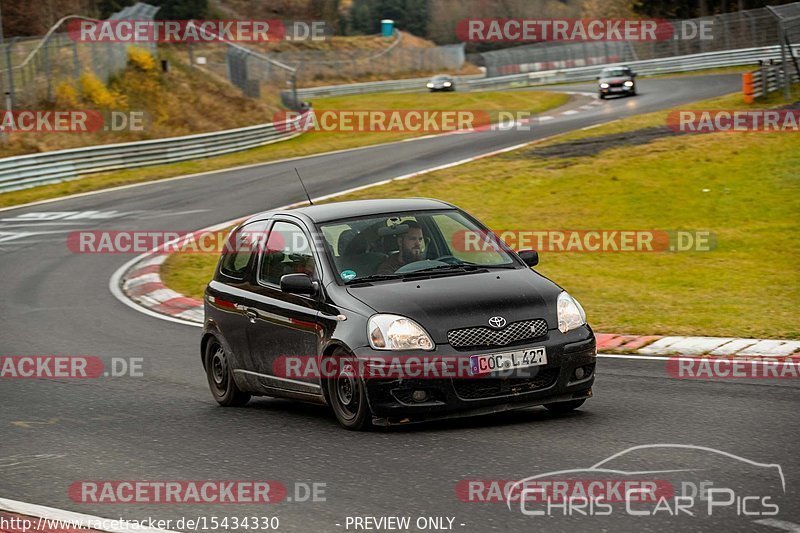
[{"left": 381, "top": 19, "right": 394, "bottom": 37}]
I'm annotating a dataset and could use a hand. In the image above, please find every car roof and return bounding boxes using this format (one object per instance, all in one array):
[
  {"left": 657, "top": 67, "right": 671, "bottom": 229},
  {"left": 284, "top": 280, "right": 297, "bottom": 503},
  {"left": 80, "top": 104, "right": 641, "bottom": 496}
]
[{"left": 245, "top": 198, "right": 457, "bottom": 225}]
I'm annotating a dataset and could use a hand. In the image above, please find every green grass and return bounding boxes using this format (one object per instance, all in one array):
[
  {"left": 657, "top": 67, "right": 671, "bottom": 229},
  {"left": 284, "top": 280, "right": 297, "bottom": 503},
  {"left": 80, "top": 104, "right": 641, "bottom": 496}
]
[
  {"left": 162, "top": 252, "right": 224, "bottom": 301},
  {"left": 163, "top": 87, "right": 799, "bottom": 339},
  {"left": 0, "top": 90, "right": 568, "bottom": 209}
]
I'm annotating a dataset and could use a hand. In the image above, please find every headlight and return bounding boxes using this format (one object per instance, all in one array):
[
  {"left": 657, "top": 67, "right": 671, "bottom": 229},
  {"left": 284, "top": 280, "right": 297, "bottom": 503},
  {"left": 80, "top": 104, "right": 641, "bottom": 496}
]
[
  {"left": 557, "top": 292, "right": 586, "bottom": 333},
  {"left": 426, "top": 83, "right": 434, "bottom": 88},
  {"left": 600, "top": 83, "right": 609, "bottom": 89},
  {"left": 368, "top": 314, "right": 434, "bottom": 351},
  {"left": 624, "top": 80, "right": 634, "bottom": 87},
  {"left": 443, "top": 81, "right": 452, "bottom": 87}
]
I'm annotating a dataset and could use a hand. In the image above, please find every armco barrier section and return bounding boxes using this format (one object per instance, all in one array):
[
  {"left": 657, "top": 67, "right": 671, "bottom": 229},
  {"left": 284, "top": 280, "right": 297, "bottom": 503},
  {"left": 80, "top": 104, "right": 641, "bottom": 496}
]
[
  {"left": 291, "top": 74, "right": 485, "bottom": 99},
  {"left": 290, "top": 45, "right": 800, "bottom": 97},
  {"left": 745, "top": 62, "right": 800, "bottom": 102},
  {"left": 449, "top": 44, "right": 800, "bottom": 91},
  {"left": 0, "top": 115, "right": 306, "bottom": 193}
]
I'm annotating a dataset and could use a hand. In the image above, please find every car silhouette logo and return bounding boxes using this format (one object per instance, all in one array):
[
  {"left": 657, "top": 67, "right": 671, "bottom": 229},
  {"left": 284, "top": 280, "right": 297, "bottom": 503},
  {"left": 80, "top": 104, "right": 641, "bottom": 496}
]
[{"left": 488, "top": 316, "right": 507, "bottom": 329}]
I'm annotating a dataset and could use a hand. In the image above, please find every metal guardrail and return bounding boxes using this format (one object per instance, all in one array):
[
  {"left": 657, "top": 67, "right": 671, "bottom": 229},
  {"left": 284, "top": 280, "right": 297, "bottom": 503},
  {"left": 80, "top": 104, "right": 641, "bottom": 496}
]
[
  {"left": 465, "top": 44, "right": 800, "bottom": 91},
  {"left": 746, "top": 63, "right": 800, "bottom": 100},
  {"left": 2, "top": 45, "right": 798, "bottom": 194},
  {"left": 0, "top": 115, "right": 306, "bottom": 192},
  {"left": 289, "top": 45, "right": 800, "bottom": 97},
  {"left": 292, "top": 74, "right": 485, "bottom": 99}
]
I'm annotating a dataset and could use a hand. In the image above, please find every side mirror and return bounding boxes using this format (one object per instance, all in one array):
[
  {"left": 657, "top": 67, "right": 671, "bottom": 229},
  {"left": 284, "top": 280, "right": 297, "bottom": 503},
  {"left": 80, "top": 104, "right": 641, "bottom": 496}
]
[
  {"left": 595, "top": 75, "right": 600, "bottom": 80},
  {"left": 518, "top": 249, "right": 539, "bottom": 267},
  {"left": 280, "top": 273, "right": 318, "bottom": 295},
  {"left": 631, "top": 73, "right": 637, "bottom": 78}
]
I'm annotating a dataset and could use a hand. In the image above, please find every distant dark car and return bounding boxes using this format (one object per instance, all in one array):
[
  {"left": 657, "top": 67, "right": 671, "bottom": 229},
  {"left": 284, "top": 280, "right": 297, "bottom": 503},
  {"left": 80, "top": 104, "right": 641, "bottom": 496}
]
[
  {"left": 202, "top": 199, "right": 595, "bottom": 430},
  {"left": 427, "top": 75, "right": 455, "bottom": 92},
  {"left": 597, "top": 66, "right": 637, "bottom": 99}
]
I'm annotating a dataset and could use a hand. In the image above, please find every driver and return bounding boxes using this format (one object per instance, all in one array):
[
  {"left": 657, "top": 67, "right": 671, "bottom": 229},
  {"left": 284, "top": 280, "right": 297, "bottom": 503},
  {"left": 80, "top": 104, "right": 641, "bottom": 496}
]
[{"left": 376, "top": 221, "right": 425, "bottom": 274}]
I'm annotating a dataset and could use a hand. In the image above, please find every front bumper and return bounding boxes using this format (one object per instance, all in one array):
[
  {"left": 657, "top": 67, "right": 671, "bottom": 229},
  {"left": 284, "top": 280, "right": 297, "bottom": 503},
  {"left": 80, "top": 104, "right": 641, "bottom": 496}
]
[
  {"left": 599, "top": 84, "right": 634, "bottom": 95},
  {"left": 353, "top": 326, "right": 596, "bottom": 424}
]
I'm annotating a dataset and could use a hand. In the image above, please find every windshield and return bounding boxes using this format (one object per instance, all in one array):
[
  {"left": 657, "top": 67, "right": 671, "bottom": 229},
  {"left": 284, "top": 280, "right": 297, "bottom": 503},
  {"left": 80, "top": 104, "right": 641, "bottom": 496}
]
[
  {"left": 601, "top": 68, "right": 630, "bottom": 77},
  {"left": 432, "top": 75, "right": 451, "bottom": 82},
  {"left": 318, "top": 209, "right": 518, "bottom": 283}
]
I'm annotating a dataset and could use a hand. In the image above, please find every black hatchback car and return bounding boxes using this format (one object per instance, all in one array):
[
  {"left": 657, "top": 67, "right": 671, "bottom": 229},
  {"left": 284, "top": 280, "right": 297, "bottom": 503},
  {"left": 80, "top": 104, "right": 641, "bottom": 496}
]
[
  {"left": 597, "top": 66, "right": 637, "bottom": 99},
  {"left": 202, "top": 199, "right": 596, "bottom": 430}
]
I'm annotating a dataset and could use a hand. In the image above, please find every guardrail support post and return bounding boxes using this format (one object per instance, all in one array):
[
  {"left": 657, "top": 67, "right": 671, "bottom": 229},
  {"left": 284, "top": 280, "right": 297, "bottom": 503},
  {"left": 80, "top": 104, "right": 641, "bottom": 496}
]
[
  {"left": 4, "top": 39, "right": 15, "bottom": 109},
  {"left": 779, "top": 25, "right": 791, "bottom": 100}
]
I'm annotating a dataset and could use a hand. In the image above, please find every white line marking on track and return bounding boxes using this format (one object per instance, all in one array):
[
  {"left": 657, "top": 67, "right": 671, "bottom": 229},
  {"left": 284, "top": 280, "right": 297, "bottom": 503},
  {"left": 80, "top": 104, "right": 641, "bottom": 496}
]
[
  {"left": 598, "top": 353, "right": 800, "bottom": 365},
  {"left": 0, "top": 497, "right": 178, "bottom": 533},
  {"left": 754, "top": 519, "right": 800, "bottom": 532},
  {"left": 561, "top": 110, "right": 578, "bottom": 115}
]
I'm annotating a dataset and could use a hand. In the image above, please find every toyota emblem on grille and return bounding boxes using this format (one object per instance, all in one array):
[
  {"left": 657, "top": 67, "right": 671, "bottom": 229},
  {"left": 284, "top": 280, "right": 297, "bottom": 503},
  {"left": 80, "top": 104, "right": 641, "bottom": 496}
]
[{"left": 488, "top": 316, "right": 507, "bottom": 329}]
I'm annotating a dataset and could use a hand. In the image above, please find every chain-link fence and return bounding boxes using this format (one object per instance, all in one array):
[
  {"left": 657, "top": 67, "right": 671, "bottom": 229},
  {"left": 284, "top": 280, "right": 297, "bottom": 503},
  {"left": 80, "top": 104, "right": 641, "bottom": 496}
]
[
  {"left": 767, "top": 3, "right": 800, "bottom": 98},
  {"left": 179, "top": 30, "right": 465, "bottom": 108},
  {"left": 480, "top": 5, "right": 799, "bottom": 77},
  {"left": 0, "top": 2, "right": 159, "bottom": 109}
]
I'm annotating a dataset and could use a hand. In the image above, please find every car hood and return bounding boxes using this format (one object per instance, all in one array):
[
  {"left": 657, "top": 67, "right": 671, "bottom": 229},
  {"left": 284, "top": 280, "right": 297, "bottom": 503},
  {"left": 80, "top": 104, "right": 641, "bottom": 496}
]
[{"left": 345, "top": 268, "right": 563, "bottom": 344}]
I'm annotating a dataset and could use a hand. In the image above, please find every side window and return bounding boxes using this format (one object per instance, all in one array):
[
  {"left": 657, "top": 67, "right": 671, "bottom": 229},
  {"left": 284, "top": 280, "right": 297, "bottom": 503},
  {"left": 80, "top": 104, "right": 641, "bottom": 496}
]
[
  {"left": 219, "top": 221, "right": 269, "bottom": 280},
  {"left": 258, "top": 221, "right": 316, "bottom": 286}
]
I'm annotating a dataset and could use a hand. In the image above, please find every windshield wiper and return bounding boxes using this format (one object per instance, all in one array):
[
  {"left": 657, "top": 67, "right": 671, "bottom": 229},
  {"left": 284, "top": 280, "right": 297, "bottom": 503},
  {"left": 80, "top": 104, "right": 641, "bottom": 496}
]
[
  {"left": 480, "top": 264, "right": 518, "bottom": 269},
  {"left": 345, "top": 274, "right": 403, "bottom": 285},
  {"left": 402, "top": 264, "right": 485, "bottom": 276},
  {"left": 410, "top": 263, "right": 517, "bottom": 274}
]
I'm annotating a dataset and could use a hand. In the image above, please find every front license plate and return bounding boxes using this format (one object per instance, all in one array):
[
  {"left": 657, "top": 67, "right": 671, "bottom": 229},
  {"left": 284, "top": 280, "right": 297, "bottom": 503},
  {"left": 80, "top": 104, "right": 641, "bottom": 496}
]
[
  {"left": 610, "top": 87, "right": 623, "bottom": 92},
  {"left": 470, "top": 347, "right": 547, "bottom": 376}
]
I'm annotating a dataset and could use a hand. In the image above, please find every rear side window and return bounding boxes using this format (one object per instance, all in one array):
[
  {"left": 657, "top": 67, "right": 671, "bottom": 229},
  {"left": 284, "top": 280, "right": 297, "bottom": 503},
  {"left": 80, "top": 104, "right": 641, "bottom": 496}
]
[{"left": 219, "top": 221, "right": 269, "bottom": 280}]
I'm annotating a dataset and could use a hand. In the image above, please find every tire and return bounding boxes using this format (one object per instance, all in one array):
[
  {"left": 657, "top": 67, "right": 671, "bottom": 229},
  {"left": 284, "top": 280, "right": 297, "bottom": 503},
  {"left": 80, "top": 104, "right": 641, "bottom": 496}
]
[
  {"left": 544, "top": 399, "right": 586, "bottom": 413},
  {"left": 324, "top": 350, "right": 371, "bottom": 431},
  {"left": 598, "top": 93, "right": 605, "bottom": 100},
  {"left": 205, "top": 337, "right": 250, "bottom": 407}
]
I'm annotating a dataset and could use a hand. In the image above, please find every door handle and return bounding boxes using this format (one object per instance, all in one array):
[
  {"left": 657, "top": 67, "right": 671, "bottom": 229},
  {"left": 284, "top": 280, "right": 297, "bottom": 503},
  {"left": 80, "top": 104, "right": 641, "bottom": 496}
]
[{"left": 245, "top": 309, "right": 258, "bottom": 323}]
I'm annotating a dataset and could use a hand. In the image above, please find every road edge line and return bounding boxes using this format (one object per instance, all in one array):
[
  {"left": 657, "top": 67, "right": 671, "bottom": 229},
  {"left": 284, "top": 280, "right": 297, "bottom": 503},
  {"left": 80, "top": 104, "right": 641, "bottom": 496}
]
[{"left": 0, "top": 498, "right": 178, "bottom": 533}]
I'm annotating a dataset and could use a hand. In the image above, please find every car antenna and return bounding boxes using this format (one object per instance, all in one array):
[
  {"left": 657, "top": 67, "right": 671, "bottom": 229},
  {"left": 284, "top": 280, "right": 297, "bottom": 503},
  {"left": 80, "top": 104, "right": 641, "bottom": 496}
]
[{"left": 294, "top": 167, "right": 314, "bottom": 206}]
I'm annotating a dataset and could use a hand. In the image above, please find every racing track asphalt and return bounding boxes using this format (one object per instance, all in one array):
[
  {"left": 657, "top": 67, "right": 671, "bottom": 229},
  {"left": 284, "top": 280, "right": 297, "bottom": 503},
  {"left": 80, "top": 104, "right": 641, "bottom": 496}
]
[{"left": 1, "top": 74, "right": 798, "bottom": 532}]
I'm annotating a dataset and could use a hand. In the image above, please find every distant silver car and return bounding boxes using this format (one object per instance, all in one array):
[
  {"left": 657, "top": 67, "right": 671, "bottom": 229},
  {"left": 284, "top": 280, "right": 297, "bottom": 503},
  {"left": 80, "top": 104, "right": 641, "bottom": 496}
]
[
  {"left": 597, "top": 66, "right": 637, "bottom": 99},
  {"left": 427, "top": 75, "right": 455, "bottom": 92}
]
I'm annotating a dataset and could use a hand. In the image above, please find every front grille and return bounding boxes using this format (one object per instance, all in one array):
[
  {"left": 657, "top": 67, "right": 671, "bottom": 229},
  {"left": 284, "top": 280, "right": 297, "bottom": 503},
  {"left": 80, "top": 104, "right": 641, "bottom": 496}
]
[
  {"left": 453, "top": 368, "right": 559, "bottom": 400},
  {"left": 447, "top": 319, "right": 548, "bottom": 350}
]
